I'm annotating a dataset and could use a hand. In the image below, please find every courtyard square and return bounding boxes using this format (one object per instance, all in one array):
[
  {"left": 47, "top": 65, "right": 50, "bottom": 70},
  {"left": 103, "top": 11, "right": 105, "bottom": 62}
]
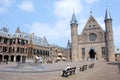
[{"left": 0, "top": 61, "right": 120, "bottom": 80}]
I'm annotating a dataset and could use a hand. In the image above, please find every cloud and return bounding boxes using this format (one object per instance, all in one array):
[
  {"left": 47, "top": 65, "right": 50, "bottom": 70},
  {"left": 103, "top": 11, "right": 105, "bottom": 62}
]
[
  {"left": 25, "top": 0, "right": 100, "bottom": 47},
  {"left": 24, "top": 21, "right": 70, "bottom": 46},
  {"left": 96, "top": 17, "right": 105, "bottom": 30},
  {"left": 78, "top": 18, "right": 87, "bottom": 34},
  {"left": 95, "top": 16, "right": 120, "bottom": 47},
  {"left": 0, "top": 7, "right": 7, "bottom": 14},
  {"left": 85, "top": 0, "right": 98, "bottom": 4},
  {"left": 0, "top": 0, "right": 11, "bottom": 6},
  {"left": 0, "top": 0, "right": 14, "bottom": 14},
  {"left": 53, "top": 0, "right": 83, "bottom": 18},
  {"left": 113, "top": 26, "right": 120, "bottom": 47},
  {"left": 18, "top": 0, "right": 34, "bottom": 12},
  {"left": 25, "top": 0, "right": 84, "bottom": 46}
]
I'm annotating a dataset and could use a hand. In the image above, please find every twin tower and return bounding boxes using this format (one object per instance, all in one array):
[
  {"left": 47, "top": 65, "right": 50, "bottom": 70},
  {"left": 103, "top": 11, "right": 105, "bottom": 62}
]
[{"left": 70, "top": 9, "right": 115, "bottom": 62}]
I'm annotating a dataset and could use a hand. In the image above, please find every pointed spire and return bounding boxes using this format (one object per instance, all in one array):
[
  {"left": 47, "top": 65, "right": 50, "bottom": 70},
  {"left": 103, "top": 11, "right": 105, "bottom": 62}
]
[
  {"left": 70, "top": 11, "right": 77, "bottom": 24},
  {"left": 66, "top": 40, "right": 71, "bottom": 49},
  {"left": 105, "top": 7, "right": 112, "bottom": 20}
]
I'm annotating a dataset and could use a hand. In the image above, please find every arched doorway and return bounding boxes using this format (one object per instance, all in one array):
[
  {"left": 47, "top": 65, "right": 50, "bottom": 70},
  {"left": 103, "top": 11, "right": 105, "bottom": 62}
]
[
  {"left": 16, "top": 55, "right": 21, "bottom": 62},
  {"left": 89, "top": 49, "right": 96, "bottom": 60},
  {"left": 22, "top": 56, "right": 26, "bottom": 63},
  {"left": 4, "top": 55, "right": 9, "bottom": 61},
  {"left": 0, "top": 54, "right": 2, "bottom": 61},
  {"left": 10, "top": 55, "right": 14, "bottom": 62}
]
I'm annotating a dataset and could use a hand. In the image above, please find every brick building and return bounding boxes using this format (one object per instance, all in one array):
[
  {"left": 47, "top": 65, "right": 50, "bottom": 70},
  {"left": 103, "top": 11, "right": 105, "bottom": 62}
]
[
  {"left": 0, "top": 27, "right": 66, "bottom": 63},
  {"left": 115, "top": 47, "right": 120, "bottom": 62}
]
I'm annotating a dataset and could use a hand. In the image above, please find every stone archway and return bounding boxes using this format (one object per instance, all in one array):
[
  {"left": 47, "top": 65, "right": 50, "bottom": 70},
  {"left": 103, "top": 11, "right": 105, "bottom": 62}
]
[
  {"left": 89, "top": 49, "right": 96, "bottom": 60},
  {"left": 16, "top": 55, "right": 21, "bottom": 62},
  {"left": 4, "top": 55, "right": 9, "bottom": 61},
  {"left": 0, "top": 54, "right": 2, "bottom": 61},
  {"left": 10, "top": 55, "right": 14, "bottom": 62},
  {"left": 22, "top": 56, "right": 26, "bottom": 63}
]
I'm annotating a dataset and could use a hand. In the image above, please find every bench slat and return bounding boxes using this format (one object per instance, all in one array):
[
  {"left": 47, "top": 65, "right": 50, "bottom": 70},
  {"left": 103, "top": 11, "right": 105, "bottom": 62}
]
[{"left": 62, "top": 67, "right": 76, "bottom": 77}]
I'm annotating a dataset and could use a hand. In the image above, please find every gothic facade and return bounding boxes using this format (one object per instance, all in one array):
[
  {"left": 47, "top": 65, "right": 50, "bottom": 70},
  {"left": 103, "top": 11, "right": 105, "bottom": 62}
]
[{"left": 70, "top": 9, "right": 115, "bottom": 61}]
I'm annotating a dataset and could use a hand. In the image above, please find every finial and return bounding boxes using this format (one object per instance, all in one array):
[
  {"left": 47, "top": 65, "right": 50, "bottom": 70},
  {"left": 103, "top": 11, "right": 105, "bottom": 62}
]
[
  {"left": 106, "top": 4, "right": 108, "bottom": 9},
  {"left": 105, "top": 5, "right": 112, "bottom": 20},
  {"left": 90, "top": 10, "right": 92, "bottom": 16},
  {"left": 70, "top": 9, "right": 77, "bottom": 24}
]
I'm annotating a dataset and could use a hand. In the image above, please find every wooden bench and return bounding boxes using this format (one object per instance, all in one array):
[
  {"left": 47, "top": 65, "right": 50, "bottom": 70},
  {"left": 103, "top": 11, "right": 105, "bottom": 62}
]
[
  {"left": 62, "top": 67, "right": 76, "bottom": 77},
  {"left": 79, "top": 65, "right": 87, "bottom": 71}
]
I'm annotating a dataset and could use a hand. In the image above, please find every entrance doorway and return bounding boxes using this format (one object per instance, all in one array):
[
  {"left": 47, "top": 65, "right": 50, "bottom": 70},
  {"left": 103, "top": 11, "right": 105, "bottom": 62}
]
[
  {"left": 22, "top": 56, "right": 26, "bottom": 63},
  {"left": 10, "top": 55, "right": 14, "bottom": 62},
  {"left": 16, "top": 55, "right": 21, "bottom": 62},
  {"left": 4, "top": 55, "right": 9, "bottom": 61},
  {"left": 89, "top": 49, "right": 96, "bottom": 60},
  {"left": 0, "top": 54, "right": 2, "bottom": 61}
]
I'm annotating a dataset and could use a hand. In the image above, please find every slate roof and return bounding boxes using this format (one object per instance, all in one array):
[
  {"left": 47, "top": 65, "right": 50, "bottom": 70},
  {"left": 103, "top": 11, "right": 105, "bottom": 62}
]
[{"left": 0, "top": 27, "right": 48, "bottom": 46}]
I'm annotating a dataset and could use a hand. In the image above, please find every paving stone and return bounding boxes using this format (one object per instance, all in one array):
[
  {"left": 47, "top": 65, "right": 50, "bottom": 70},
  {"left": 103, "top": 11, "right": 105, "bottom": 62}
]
[{"left": 0, "top": 61, "right": 120, "bottom": 80}]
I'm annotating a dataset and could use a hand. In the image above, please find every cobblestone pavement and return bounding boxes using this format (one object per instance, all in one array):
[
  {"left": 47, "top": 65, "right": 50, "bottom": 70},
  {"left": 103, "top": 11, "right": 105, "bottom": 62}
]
[{"left": 0, "top": 61, "right": 120, "bottom": 80}]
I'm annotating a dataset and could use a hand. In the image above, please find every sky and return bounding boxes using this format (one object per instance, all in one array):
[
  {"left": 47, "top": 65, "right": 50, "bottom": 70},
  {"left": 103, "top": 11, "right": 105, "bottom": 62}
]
[{"left": 0, "top": 0, "right": 120, "bottom": 48}]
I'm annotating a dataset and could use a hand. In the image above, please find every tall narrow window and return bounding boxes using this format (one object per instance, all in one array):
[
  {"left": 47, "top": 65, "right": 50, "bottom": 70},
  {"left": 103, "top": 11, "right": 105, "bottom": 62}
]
[
  {"left": 101, "top": 47, "right": 106, "bottom": 56},
  {"left": 17, "top": 47, "right": 20, "bottom": 53},
  {"left": 0, "top": 46, "right": 2, "bottom": 52},
  {"left": 0, "top": 37, "right": 1, "bottom": 43},
  {"left": 99, "top": 32, "right": 103, "bottom": 42},
  {"left": 82, "top": 48, "right": 85, "bottom": 60}
]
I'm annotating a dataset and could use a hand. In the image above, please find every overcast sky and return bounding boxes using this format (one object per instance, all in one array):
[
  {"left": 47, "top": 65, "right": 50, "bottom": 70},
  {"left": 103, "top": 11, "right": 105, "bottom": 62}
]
[{"left": 0, "top": 0, "right": 120, "bottom": 47}]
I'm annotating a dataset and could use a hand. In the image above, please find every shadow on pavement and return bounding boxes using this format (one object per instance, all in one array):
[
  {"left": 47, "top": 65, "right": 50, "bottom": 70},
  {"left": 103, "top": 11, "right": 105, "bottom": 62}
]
[{"left": 107, "top": 62, "right": 120, "bottom": 74}]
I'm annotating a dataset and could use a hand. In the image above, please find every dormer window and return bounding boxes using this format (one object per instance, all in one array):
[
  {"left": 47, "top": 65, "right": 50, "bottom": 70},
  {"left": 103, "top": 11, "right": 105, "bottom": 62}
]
[
  {"left": 19, "top": 35, "right": 21, "bottom": 37},
  {"left": 117, "top": 48, "right": 119, "bottom": 51},
  {"left": 89, "top": 25, "right": 91, "bottom": 27},
  {"left": 93, "top": 25, "right": 95, "bottom": 27}
]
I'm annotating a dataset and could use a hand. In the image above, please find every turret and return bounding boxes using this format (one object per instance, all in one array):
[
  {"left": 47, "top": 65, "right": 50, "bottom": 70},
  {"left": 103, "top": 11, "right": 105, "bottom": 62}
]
[
  {"left": 104, "top": 8, "right": 115, "bottom": 61},
  {"left": 70, "top": 12, "right": 78, "bottom": 37},
  {"left": 70, "top": 12, "right": 78, "bottom": 61}
]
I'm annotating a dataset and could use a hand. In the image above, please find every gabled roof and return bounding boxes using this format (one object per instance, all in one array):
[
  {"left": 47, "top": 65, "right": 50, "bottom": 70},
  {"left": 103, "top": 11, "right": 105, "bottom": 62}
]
[
  {"left": 82, "top": 15, "right": 104, "bottom": 32},
  {"left": 1, "top": 27, "right": 9, "bottom": 33},
  {"left": 0, "top": 27, "right": 49, "bottom": 47},
  {"left": 32, "top": 35, "right": 48, "bottom": 46},
  {"left": 0, "top": 27, "right": 12, "bottom": 38}
]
